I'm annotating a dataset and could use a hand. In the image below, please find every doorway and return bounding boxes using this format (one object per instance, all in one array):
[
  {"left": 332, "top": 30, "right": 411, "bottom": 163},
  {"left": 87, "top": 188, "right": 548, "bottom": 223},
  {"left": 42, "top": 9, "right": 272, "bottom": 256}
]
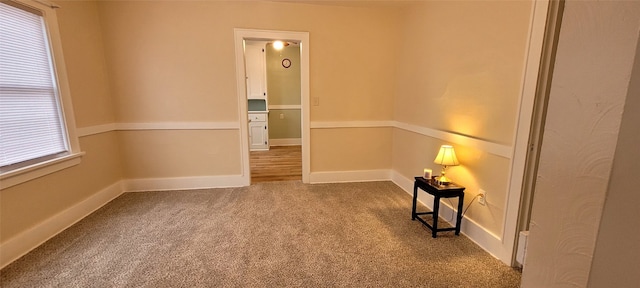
[{"left": 234, "top": 29, "right": 310, "bottom": 185}]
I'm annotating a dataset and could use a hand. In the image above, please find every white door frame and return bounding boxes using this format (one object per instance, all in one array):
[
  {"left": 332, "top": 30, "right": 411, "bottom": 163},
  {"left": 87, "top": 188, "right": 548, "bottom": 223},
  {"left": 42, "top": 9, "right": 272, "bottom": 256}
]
[
  {"left": 501, "top": 0, "right": 552, "bottom": 265},
  {"left": 234, "top": 28, "right": 310, "bottom": 185}
]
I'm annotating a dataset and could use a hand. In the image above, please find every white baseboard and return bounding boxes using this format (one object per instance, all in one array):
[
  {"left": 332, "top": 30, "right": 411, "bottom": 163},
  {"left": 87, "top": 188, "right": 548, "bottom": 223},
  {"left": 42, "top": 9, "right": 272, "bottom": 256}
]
[
  {"left": 269, "top": 138, "right": 301, "bottom": 146},
  {"left": 309, "top": 169, "right": 391, "bottom": 183},
  {"left": 123, "top": 175, "right": 247, "bottom": 192},
  {"left": 0, "top": 181, "right": 124, "bottom": 269},
  {"left": 516, "top": 230, "right": 529, "bottom": 267},
  {"left": 390, "top": 171, "right": 503, "bottom": 260}
]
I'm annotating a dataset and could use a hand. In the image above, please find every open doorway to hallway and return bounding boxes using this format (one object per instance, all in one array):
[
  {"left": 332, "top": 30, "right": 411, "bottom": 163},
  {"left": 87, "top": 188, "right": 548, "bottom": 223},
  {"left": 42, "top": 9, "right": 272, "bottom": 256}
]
[
  {"left": 234, "top": 29, "right": 310, "bottom": 185},
  {"left": 244, "top": 40, "right": 302, "bottom": 183}
]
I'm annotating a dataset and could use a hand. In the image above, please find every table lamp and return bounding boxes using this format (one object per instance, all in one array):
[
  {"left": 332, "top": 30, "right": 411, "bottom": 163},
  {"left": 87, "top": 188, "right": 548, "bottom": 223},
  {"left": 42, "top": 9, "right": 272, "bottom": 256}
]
[{"left": 433, "top": 145, "right": 459, "bottom": 184}]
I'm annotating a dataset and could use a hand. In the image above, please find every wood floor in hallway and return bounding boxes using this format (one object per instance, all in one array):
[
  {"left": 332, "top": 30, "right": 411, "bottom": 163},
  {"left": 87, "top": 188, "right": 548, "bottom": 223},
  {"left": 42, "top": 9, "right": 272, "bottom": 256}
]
[{"left": 250, "top": 145, "right": 302, "bottom": 183}]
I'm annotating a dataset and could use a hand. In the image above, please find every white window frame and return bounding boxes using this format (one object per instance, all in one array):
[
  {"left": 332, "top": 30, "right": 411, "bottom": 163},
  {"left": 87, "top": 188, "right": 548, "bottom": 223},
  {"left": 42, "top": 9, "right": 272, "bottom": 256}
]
[{"left": 0, "top": 0, "right": 83, "bottom": 189}]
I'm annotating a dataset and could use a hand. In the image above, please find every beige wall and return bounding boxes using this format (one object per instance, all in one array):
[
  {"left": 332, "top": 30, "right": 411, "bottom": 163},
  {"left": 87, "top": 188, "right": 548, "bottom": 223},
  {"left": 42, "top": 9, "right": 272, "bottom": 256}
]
[
  {"left": 521, "top": 1, "right": 640, "bottom": 287},
  {"left": 96, "top": 0, "right": 400, "bottom": 176},
  {"left": 306, "top": 5, "right": 398, "bottom": 122},
  {"left": 0, "top": 1, "right": 122, "bottom": 242},
  {"left": 391, "top": 1, "right": 532, "bottom": 237},
  {"left": 98, "top": 1, "right": 238, "bottom": 123},
  {"left": 311, "top": 128, "right": 392, "bottom": 172},
  {"left": 118, "top": 130, "right": 241, "bottom": 179},
  {"left": 588, "top": 33, "right": 640, "bottom": 287},
  {"left": 59, "top": 1, "right": 116, "bottom": 127},
  {"left": 97, "top": 0, "right": 399, "bottom": 123},
  {"left": 394, "top": 1, "right": 531, "bottom": 145}
]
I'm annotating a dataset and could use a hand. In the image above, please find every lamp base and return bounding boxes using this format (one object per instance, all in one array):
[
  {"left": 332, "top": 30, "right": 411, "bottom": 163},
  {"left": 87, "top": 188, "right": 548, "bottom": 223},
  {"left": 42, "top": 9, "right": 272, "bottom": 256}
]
[{"left": 435, "top": 175, "right": 452, "bottom": 185}]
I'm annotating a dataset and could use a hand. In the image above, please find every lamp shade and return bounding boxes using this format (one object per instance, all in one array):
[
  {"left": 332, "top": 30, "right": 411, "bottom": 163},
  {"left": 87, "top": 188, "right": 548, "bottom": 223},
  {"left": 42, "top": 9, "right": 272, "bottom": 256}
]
[{"left": 433, "top": 145, "right": 459, "bottom": 166}]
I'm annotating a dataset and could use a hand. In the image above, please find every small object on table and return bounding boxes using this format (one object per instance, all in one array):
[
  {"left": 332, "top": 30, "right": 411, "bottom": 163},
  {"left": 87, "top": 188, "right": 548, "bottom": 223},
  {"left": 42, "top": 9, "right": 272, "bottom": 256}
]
[
  {"left": 411, "top": 176, "right": 465, "bottom": 238},
  {"left": 423, "top": 168, "right": 432, "bottom": 179}
]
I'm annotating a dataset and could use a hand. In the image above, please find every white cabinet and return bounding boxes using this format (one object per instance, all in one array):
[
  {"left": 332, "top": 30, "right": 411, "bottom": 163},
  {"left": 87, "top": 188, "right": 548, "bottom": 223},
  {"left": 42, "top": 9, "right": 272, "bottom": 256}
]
[
  {"left": 245, "top": 41, "right": 269, "bottom": 151},
  {"left": 249, "top": 112, "right": 269, "bottom": 151},
  {"left": 245, "top": 42, "right": 267, "bottom": 100}
]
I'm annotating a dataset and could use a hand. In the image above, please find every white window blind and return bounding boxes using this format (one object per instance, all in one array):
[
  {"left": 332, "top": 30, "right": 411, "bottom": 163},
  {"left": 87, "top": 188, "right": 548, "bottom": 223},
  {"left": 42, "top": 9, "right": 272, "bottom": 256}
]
[{"left": 0, "top": 1, "right": 69, "bottom": 169}]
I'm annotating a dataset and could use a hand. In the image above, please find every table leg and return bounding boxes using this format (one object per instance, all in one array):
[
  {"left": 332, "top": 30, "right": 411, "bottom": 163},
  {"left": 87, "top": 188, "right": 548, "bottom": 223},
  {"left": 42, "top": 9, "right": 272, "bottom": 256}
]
[
  {"left": 412, "top": 182, "right": 418, "bottom": 220},
  {"left": 455, "top": 193, "right": 464, "bottom": 235},
  {"left": 432, "top": 196, "right": 440, "bottom": 238}
]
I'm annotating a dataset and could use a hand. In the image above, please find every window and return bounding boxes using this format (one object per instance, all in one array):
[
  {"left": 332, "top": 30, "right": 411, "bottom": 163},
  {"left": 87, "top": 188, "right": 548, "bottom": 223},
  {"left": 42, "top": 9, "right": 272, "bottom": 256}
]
[{"left": 0, "top": 0, "right": 82, "bottom": 189}]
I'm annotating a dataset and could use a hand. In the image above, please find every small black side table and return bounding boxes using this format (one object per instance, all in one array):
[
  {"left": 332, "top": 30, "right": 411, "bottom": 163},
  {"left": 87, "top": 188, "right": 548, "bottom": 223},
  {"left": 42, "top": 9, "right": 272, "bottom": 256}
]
[{"left": 412, "top": 176, "right": 465, "bottom": 238}]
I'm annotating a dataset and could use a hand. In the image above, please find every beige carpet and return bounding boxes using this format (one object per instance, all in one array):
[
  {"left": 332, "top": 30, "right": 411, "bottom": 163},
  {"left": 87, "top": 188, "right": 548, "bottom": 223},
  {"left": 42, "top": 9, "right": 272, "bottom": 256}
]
[{"left": 0, "top": 181, "right": 521, "bottom": 287}]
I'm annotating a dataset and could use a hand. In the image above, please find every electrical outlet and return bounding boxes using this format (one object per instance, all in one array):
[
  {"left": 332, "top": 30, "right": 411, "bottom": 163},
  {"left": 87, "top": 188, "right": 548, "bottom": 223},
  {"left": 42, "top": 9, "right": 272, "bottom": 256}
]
[
  {"left": 279, "top": 113, "right": 284, "bottom": 119},
  {"left": 478, "top": 189, "right": 486, "bottom": 206},
  {"left": 313, "top": 97, "right": 320, "bottom": 106}
]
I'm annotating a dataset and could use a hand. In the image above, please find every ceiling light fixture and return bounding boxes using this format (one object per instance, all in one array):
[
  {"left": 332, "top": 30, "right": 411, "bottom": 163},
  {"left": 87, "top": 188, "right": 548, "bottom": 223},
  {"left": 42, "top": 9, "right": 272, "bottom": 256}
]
[{"left": 273, "top": 41, "right": 285, "bottom": 50}]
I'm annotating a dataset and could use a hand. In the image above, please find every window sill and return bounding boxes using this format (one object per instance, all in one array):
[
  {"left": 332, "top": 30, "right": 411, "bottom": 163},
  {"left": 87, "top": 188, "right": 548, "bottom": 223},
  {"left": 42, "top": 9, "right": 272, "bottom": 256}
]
[{"left": 0, "top": 152, "right": 85, "bottom": 190}]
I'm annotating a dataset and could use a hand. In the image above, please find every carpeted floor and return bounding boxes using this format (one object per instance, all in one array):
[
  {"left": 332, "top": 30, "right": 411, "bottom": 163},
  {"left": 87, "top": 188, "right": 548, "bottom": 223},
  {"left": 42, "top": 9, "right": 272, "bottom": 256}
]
[{"left": 0, "top": 181, "right": 521, "bottom": 287}]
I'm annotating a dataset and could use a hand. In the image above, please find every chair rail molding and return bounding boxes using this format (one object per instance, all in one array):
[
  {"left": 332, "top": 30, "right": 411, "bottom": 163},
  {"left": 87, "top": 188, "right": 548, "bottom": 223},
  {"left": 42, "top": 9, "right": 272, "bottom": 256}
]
[{"left": 76, "top": 122, "right": 241, "bottom": 137}]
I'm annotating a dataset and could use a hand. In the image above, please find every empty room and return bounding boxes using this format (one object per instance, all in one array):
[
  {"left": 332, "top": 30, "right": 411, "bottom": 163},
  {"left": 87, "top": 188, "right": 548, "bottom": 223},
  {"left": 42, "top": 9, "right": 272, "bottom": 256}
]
[{"left": 1, "top": 0, "right": 639, "bottom": 287}]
